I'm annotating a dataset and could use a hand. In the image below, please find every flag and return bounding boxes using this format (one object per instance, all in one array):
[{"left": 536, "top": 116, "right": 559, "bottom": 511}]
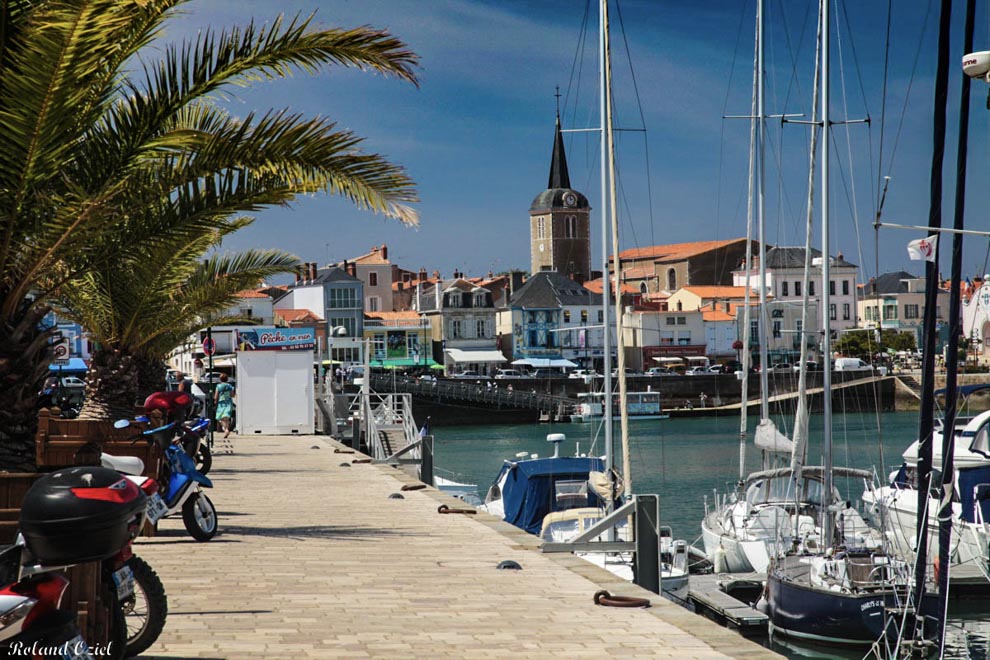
[{"left": 907, "top": 235, "right": 938, "bottom": 262}]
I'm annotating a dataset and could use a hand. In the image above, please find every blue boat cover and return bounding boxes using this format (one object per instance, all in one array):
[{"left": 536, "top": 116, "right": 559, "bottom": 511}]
[
  {"left": 934, "top": 383, "right": 990, "bottom": 398},
  {"left": 958, "top": 465, "right": 990, "bottom": 524},
  {"left": 497, "top": 456, "right": 606, "bottom": 534}
]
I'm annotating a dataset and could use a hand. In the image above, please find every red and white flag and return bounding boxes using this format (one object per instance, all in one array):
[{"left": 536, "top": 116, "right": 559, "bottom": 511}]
[{"left": 907, "top": 235, "right": 938, "bottom": 262}]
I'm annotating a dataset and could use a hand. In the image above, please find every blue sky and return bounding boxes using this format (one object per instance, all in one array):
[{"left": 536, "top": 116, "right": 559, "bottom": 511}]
[{"left": 161, "top": 0, "right": 990, "bottom": 283}]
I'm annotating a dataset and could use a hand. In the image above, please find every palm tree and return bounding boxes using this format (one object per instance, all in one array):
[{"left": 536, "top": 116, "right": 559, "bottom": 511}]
[
  {"left": 0, "top": 2, "right": 419, "bottom": 469},
  {"left": 57, "top": 216, "right": 301, "bottom": 419}
]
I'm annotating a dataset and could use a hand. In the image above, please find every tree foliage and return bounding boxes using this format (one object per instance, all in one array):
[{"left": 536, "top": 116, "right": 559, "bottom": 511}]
[{"left": 0, "top": 1, "right": 420, "bottom": 468}]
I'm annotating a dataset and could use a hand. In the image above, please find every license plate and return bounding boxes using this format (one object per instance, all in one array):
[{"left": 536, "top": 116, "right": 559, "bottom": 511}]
[
  {"left": 112, "top": 565, "right": 134, "bottom": 601},
  {"left": 63, "top": 634, "right": 95, "bottom": 660},
  {"left": 146, "top": 492, "right": 169, "bottom": 523}
]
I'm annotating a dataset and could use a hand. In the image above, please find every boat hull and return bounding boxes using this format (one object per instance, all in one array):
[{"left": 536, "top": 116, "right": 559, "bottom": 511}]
[{"left": 767, "top": 563, "right": 898, "bottom": 645}]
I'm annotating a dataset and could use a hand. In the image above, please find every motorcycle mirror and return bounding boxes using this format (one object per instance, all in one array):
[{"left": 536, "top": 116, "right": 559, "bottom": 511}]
[{"left": 113, "top": 419, "right": 131, "bottom": 429}]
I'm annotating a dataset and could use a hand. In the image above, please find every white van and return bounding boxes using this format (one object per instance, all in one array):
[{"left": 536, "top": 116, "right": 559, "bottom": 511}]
[{"left": 833, "top": 357, "right": 872, "bottom": 372}]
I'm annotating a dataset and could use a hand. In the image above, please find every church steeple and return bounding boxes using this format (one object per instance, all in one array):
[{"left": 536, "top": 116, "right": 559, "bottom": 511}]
[{"left": 547, "top": 113, "right": 571, "bottom": 190}]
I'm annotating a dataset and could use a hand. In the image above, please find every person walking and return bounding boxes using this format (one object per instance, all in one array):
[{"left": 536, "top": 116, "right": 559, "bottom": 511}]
[{"left": 214, "top": 374, "right": 235, "bottom": 438}]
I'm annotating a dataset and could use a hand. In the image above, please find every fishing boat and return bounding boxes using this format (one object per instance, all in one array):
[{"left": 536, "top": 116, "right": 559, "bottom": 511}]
[{"left": 568, "top": 390, "right": 668, "bottom": 422}]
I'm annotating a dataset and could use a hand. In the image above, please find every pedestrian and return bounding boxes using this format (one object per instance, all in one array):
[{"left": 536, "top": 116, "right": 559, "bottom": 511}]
[
  {"left": 214, "top": 374, "right": 235, "bottom": 438},
  {"left": 507, "top": 383, "right": 513, "bottom": 393},
  {"left": 176, "top": 372, "right": 188, "bottom": 393},
  {"left": 699, "top": 392, "right": 708, "bottom": 408}
]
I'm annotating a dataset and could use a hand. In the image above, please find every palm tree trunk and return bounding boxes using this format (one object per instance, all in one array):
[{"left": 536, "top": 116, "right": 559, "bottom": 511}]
[
  {"left": 78, "top": 349, "right": 140, "bottom": 421},
  {"left": 134, "top": 356, "right": 167, "bottom": 400},
  {"left": 0, "top": 303, "right": 56, "bottom": 472}
]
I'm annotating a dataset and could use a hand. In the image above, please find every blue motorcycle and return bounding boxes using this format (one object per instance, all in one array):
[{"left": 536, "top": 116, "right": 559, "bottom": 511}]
[{"left": 106, "top": 418, "right": 218, "bottom": 542}]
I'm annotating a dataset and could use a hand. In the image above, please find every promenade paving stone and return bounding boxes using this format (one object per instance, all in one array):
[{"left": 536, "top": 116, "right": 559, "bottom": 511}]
[{"left": 133, "top": 435, "right": 781, "bottom": 659}]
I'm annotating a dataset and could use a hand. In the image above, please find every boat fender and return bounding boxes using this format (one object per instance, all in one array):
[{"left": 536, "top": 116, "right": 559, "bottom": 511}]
[
  {"left": 593, "top": 590, "right": 650, "bottom": 608},
  {"left": 437, "top": 504, "right": 476, "bottom": 515},
  {"left": 401, "top": 483, "right": 427, "bottom": 491},
  {"left": 714, "top": 545, "right": 728, "bottom": 574}
]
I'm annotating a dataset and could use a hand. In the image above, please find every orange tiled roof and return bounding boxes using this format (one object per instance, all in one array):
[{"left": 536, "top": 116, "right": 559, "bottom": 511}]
[
  {"left": 619, "top": 265, "right": 659, "bottom": 280},
  {"left": 584, "top": 278, "right": 639, "bottom": 295},
  {"left": 350, "top": 246, "right": 390, "bottom": 265},
  {"left": 616, "top": 238, "right": 747, "bottom": 262},
  {"left": 236, "top": 289, "right": 271, "bottom": 299},
  {"left": 679, "top": 285, "right": 750, "bottom": 298},
  {"left": 365, "top": 311, "right": 422, "bottom": 321},
  {"left": 701, "top": 309, "right": 735, "bottom": 322},
  {"left": 276, "top": 309, "right": 323, "bottom": 323}
]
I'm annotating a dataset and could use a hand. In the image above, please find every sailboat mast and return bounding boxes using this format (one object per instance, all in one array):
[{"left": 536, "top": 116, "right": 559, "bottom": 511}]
[
  {"left": 757, "top": 0, "right": 770, "bottom": 425},
  {"left": 599, "top": 0, "right": 614, "bottom": 478},
  {"left": 937, "top": 0, "right": 973, "bottom": 648},
  {"left": 602, "top": 0, "right": 632, "bottom": 498},
  {"left": 820, "top": 0, "right": 834, "bottom": 542},
  {"left": 738, "top": 8, "right": 760, "bottom": 484}
]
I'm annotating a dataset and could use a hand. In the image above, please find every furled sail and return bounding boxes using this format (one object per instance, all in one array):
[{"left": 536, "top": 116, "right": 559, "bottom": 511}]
[{"left": 754, "top": 418, "right": 795, "bottom": 454}]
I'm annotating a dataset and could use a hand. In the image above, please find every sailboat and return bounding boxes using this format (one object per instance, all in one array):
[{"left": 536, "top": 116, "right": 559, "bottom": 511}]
[
  {"left": 481, "top": 0, "right": 690, "bottom": 595},
  {"left": 698, "top": 0, "right": 874, "bottom": 576},
  {"left": 763, "top": 0, "right": 926, "bottom": 647}
]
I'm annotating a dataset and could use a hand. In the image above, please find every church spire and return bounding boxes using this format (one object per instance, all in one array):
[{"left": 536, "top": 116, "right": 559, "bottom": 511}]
[{"left": 547, "top": 109, "right": 571, "bottom": 190}]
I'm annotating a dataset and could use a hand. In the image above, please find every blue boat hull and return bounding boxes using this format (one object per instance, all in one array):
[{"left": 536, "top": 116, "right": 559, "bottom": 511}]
[{"left": 767, "top": 569, "right": 900, "bottom": 645}]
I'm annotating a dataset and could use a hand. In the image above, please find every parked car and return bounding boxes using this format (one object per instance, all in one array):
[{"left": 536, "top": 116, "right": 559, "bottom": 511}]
[
  {"left": 646, "top": 367, "right": 674, "bottom": 376},
  {"left": 767, "top": 363, "right": 793, "bottom": 373},
  {"left": 59, "top": 376, "right": 86, "bottom": 389},
  {"left": 494, "top": 369, "right": 527, "bottom": 379},
  {"left": 449, "top": 371, "right": 492, "bottom": 380},
  {"left": 684, "top": 367, "right": 708, "bottom": 376},
  {"left": 611, "top": 368, "right": 642, "bottom": 378},
  {"left": 791, "top": 361, "right": 820, "bottom": 373},
  {"left": 568, "top": 369, "right": 599, "bottom": 379},
  {"left": 833, "top": 357, "right": 872, "bottom": 372},
  {"left": 200, "top": 371, "right": 235, "bottom": 385},
  {"left": 707, "top": 365, "right": 723, "bottom": 374}
]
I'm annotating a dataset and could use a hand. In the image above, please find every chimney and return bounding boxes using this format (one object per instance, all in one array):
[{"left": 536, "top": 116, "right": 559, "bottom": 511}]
[
  {"left": 419, "top": 267, "right": 427, "bottom": 281},
  {"left": 381, "top": 244, "right": 388, "bottom": 260},
  {"left": 435, "top": 279, "right": 442, "bottom": 309},
  {"left": 415, "top": 282, "right": 422, "bottom": 311},
  {"left": 403, "top": 272, "right": 411, "bottom": 283},
  {"left": 310, "top": 262, "right": 317, "bottom": 281},
  {"left": 433, "top": 270, "right": 440, "bottom": 279},
  {"left": 294, "top": 268, "right": 301, "bottom": 285},
  {"left": 347, "top": 260, "right": 356, "bottom": 277},
  {"left": 487, "top": 271, "right": 494, "bottom": 279}
]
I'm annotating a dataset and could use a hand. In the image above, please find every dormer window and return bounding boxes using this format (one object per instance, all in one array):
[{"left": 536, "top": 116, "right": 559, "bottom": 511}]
[
  {"left": 449, "top": 293, "right": 461, "bottom": 308},
  {"left": 474, "top": 292, "right": 486, "bottom": 307}
]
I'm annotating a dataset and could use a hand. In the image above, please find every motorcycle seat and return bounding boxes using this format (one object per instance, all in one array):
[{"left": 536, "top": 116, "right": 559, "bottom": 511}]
[{"left": 100, "top": 452, "right": 145, "bottom": 476}]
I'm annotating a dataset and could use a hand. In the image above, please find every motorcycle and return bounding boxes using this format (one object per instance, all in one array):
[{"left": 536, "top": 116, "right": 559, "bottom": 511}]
[
  {"left": 142, "top": 391, "right": 212, "bottom": 474},
  {"left": 1, "top": 466, "right": 149, "bottom": 659},
  {"left": 107, "top": 418, "right": 218, "bottom": 542}
]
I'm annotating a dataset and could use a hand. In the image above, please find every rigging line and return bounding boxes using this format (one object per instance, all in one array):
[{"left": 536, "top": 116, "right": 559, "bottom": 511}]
[
  {"left": 880, "top": 0, "right": 936, "bottom": 186},
  {"left": 832, "top": 0, "right": 868, "bottom": 285},
  {"left": 837, "top": 0, "right": 880, "bottom": 218},
  {"left": 712, "top": 0, "right": 753, "bottom": 294},
  {"left": 612, "top": 0, "right": 656, "bottom": 251},
  {"left": 773, "top": 0, "right": 813, "bottom": 115},
  {"left": 565, "top": 0, "right": 593, "bottom": 189}
]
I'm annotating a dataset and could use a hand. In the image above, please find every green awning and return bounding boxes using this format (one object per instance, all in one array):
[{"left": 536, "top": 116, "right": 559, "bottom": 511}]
[{"left": 372, "top": 358, "right": 438, "bottom": 368}]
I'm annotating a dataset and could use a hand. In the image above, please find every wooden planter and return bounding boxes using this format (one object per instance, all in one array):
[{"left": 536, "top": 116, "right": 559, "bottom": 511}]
[{"left": 35, "top": 409, "right": 163, "bottom": 479}]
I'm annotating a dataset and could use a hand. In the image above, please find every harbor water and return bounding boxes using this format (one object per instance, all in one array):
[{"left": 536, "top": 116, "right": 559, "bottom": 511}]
[{"left": 433, "top": 410, "right": 990, "bottom": 659}]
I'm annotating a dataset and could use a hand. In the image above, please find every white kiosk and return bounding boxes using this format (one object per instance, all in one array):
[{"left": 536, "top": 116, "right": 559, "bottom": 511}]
[{"left": 235, "top": 327, "right": 315, "bottom": 434}]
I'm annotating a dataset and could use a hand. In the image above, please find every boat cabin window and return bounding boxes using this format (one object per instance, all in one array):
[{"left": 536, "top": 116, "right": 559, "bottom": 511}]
[
  {"left": 746, "top": 475, "right": 826, "bottom": 508},
  {"left": 555, "top": 479, "right": 588, "bottom": 509}
]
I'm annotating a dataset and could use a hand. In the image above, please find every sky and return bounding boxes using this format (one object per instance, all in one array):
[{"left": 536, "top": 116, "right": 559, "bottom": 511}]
[{"left": 158, "top": 0, "right": 990, "bottom": 284}]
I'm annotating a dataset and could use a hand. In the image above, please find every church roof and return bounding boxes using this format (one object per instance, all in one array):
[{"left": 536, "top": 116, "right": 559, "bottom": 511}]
[
  {"left": 530, "top": 115, "right": 589, "bottom": 212},
  {"left": 616, "top": 238, "right": 749, "bottom": 262},
  {"left": 510, "top": 271, "right": 601, "bottom": 308}
]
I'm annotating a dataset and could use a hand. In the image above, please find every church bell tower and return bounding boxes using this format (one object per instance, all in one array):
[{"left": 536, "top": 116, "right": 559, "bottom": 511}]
[{"left": 528, "top": 113, "right": 591, "bottom": 283}]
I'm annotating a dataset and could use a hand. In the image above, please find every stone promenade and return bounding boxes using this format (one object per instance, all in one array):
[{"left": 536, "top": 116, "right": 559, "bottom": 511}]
[{"left": 134, "top": 435, "right": 780, "bottom": 659}]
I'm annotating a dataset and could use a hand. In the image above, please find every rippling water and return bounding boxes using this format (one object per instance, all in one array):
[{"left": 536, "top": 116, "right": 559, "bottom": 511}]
[{"left": 432, "top": 410, "right": 990, "bottom": 659}]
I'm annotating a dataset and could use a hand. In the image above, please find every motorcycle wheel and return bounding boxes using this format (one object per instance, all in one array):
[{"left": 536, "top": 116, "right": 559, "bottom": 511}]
[
  {"left": 182, "top": 492, "right": 218, "bottom": 541},
  {"left": 195, "top": 442, "right": 212, "bottom": 475},
  {"left": 121, "top": 555, "right": 167, "bottom": 657}
]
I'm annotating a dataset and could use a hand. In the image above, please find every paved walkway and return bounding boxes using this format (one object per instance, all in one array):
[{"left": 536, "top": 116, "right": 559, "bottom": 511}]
[{"left": 134, "top": 435, "right": 779, "bottom": 659}]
